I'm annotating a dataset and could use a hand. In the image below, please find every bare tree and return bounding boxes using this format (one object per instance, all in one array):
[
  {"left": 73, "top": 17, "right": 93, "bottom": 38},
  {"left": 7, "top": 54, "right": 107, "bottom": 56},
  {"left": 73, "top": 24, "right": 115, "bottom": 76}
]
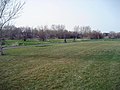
[
  {"left": 57, "top": 25, "right": 66, "bottom": 43},
  {"left": 80, "top": 26, "right": 91, "bottom": 39},
  {"left": 38, "top": 26, "right": 46, "bottom": 41},
  {"left": 90, "top": 30, "right": 103, "bottom": 39},
  {"left": 0, "top": 0, "right": 25, "bottom": 55},
  {"left": 73, "top": 25, "right": 80, "bottom": 42},
  {"left": 109, "top": 31, "right": 116, "bottom": 39}
]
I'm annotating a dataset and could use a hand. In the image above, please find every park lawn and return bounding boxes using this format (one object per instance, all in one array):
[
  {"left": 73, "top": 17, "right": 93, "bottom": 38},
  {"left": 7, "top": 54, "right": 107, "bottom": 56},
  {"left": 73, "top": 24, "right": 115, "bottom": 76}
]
[
  {"left": 4, "top": 39, "right": 76, "bottom": 47},
  {"left": 0, "top": 40, "right": 120, "bottom": 90}
]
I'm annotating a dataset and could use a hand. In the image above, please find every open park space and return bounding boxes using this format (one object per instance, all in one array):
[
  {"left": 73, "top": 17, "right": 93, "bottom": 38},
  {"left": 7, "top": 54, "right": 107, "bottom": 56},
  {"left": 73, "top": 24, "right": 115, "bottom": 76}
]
[{"left": 0, "top": 40, "right": 120, "bottom": 90}]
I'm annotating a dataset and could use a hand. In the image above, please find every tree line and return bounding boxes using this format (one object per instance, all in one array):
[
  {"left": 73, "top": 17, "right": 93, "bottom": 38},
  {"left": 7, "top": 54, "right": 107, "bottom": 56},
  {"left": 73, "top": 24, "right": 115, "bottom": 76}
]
[{"left": 2, "top": 25, "right": 120, "bottom": 42}]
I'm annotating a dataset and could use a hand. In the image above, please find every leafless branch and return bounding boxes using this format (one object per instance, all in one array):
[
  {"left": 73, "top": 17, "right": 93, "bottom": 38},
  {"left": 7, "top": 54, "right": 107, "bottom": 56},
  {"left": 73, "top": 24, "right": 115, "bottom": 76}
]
[{"left": 0, "top": 0, "right": 25, "bottom": 29}]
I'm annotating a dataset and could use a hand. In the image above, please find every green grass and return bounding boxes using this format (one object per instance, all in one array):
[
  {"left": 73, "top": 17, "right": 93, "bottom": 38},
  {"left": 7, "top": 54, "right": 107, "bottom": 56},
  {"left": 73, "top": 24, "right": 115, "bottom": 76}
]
[
  {"left": 0, "top": 40, "right": 120, "bottom": 90},
  {"left": 4, "top": 39, "right": 76, "bottom": 47},
  {"left": 4, "top": 39, "right": 49, "bottom": 46}
]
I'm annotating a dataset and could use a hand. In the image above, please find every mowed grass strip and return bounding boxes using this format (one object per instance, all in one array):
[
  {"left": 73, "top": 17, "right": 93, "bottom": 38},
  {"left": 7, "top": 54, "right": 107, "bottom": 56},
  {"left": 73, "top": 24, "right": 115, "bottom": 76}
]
[{"left": 0, "top": 41, "right": 120, "bottom": 90}]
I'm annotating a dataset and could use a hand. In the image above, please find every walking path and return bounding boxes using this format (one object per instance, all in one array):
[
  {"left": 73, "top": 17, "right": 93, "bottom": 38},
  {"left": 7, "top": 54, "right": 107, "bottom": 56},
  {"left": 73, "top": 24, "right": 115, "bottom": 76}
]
[{"left": 3, "top": 42, "right": 65, "bottom": 50}]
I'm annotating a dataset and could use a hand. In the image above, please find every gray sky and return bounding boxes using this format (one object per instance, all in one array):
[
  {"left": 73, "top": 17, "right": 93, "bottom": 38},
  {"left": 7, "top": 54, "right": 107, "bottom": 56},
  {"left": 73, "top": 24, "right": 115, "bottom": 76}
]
[{"left": 15, "top": 0, "right": 120, "bottom": 32}]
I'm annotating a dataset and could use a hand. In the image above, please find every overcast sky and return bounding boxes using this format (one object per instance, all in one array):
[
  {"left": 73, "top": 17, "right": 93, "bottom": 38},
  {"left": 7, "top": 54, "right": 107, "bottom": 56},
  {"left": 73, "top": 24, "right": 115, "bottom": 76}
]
[{"left": 15, "top": 0, "right": 120, "bottom": 32}]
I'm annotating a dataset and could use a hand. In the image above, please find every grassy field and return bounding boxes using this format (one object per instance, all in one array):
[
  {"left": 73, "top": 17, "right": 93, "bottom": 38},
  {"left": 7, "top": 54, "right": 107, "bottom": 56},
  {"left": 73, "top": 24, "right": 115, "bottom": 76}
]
[
  {"left": 4, "top": 39, "right": 76, "bottom": 47},
  {"left": 0, "top": 40, "right": 120, "bottom": 90}
]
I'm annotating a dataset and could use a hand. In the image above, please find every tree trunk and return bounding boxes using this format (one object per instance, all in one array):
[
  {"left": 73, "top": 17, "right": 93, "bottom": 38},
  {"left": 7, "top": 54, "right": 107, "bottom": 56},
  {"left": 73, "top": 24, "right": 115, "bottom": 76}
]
[
  {"left": 0, "top": 40, "right": 4, "bottom": 55},
  {"left": 0, "top": 27, "right": 4, "bottom": 55},
  {"left": 73, "top": 36, "right": 76, "bottom": 42},
  {"left": 64, "top": 34, "right": 67, "bottom": 43},
  {"left": 23, "top": 38, "right": 26, "bottom": 41},
  {"left": 64, "top": 38, "right": 67, "bottom": 43},
  {"left": 64, "top": 38, "right": 66, "bottom": 43}
]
